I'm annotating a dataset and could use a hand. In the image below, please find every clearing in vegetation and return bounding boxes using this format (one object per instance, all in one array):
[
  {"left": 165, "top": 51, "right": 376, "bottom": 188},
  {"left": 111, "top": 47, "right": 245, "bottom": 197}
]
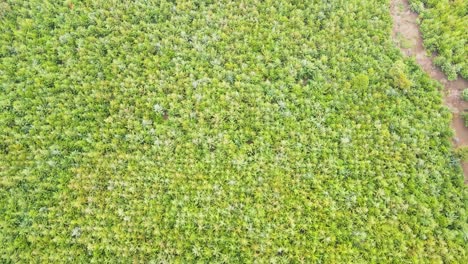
[{"left": 1, "top": 0, "right": 467, "bottom": 262}]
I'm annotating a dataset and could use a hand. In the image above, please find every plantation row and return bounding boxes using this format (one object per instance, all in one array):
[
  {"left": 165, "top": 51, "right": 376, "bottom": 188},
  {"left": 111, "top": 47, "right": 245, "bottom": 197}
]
[
  {"left": 0, "top": 0, "right": 466, "bottom": 262},
  {"left": 409, "top": 0, "right": 467, "bottom": 80}
]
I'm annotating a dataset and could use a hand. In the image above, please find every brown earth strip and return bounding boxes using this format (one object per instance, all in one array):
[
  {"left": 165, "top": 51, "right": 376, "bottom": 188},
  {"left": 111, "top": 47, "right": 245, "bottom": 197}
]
[{"left": 390, "top": 0, "right": 468, "bottom": 183}]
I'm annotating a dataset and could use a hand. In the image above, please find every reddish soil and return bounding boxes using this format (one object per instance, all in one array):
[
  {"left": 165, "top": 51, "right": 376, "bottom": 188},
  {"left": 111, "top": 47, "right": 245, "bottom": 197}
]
[{"left": 390, "top": 0, "right": 468, "bottom": 183}]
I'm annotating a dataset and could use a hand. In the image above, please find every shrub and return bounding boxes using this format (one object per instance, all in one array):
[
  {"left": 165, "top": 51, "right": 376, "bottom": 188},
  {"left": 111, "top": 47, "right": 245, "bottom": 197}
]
[
  {"left": 455, "top": 146, "right": 468, "bottom": 161},
  {"left": 389, "top": 61, "right": 412, "bottom": 90},
  {"left": 462, "top": 89, "right": 468, "bottom": 101}
]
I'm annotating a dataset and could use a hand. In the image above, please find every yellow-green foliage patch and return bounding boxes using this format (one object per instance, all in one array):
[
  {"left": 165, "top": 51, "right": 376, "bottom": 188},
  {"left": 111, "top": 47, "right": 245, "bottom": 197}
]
[
  {"left": 410, "top": 0, "right": 468, "bottom": 80},
  {"left": 0, "top": 0, "right": 467, "bottom": 262}
]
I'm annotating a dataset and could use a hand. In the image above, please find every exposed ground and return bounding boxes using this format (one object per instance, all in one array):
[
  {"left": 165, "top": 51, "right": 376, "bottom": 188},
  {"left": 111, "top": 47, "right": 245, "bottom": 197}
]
[{"left": 390, "top": 0, "right": 468, "bottom": 183}]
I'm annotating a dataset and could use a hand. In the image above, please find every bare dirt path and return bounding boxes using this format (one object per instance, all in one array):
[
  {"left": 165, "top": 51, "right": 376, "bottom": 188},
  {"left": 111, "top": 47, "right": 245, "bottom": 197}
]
[{"left": 390, "top": 0, "right": 468, "bottom": 183}]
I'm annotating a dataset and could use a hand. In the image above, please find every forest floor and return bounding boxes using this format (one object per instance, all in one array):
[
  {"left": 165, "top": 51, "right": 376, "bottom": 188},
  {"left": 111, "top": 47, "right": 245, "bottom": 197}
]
[{"left": 390, "top": 0, "right": 468, "bottom": 183}]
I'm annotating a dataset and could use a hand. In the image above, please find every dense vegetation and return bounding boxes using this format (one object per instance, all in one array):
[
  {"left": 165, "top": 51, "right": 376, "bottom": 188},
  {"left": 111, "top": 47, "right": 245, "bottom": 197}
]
[
  {"left": 1, "top": 0, "right": 467, "bottom": 262},
  {"left": 463, "top": 89, "right": 468, "bottom": 101},
  {"left": 409, "top": 0, "right": 467, "bottom": 80}
]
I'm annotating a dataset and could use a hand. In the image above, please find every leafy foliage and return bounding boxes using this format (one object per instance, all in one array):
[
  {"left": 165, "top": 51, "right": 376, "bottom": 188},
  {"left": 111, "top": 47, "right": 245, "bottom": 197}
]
[
  {"left": 463, "top": 113, "right": 468, "bottom": 127},
  {"left": 455, "top": 146, "right": 468, "bottom": 162},
  {"left": 463, "top": 88, "right": 468, "bottom": 101},
  {"left": 409, "top": 0, "right": 468, "bottom": 80},
  {"left": 0, "top": 0, "right": 467, "bottom": 262}
]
